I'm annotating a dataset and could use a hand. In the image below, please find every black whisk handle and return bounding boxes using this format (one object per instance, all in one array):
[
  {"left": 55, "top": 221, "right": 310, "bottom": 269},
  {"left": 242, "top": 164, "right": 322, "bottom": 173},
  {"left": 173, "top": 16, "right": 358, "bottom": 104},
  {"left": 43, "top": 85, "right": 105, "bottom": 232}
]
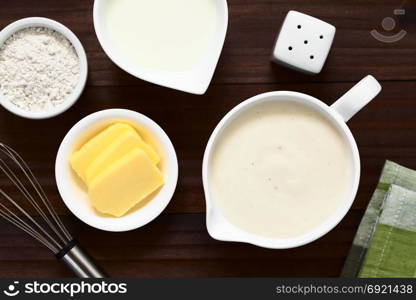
[{"left": 56, "top": 240, "right": 107, "bottom": 278}]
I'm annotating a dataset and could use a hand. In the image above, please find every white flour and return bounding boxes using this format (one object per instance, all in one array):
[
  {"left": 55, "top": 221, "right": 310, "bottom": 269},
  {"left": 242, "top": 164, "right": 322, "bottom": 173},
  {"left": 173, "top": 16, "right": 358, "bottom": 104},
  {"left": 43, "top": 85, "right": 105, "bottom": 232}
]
[{"left": 0, "top": 27, "right": 80, "bottom": 112}]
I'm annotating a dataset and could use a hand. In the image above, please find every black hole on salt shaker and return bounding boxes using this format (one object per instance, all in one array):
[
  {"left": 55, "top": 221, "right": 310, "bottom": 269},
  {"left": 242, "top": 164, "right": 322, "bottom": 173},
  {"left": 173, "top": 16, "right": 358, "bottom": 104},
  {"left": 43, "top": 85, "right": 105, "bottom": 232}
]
[
  {"left": 310, "top": 55, "right": 314, "bottom": 59},
  {"left": 288, "top": 46, "right": 293, "bottom": 50},
  {"left": 297, "top": 25, "right": 301, "bottom": 29},
  {"left": 320, "top": 35, "right": 323, "bottom": 39},
  {"left": 304, "top": 40, "right": 308, "bottom": 44}
]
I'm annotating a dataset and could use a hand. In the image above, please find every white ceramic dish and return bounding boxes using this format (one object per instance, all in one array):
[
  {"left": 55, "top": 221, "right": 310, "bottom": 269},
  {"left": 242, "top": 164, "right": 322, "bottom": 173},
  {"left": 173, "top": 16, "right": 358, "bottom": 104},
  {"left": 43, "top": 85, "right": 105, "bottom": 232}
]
[
  {"left": 202, "top": 75, "right": 382, "bottom": 249},
  {"left": 0, "top": 17, "right": 88, "bottom": 119},
  {"left": 55, "top": 109, "right": 178, "bottom": 232},
  {"left": 93, "top": 0, "right": 228, "bottom": 95}
]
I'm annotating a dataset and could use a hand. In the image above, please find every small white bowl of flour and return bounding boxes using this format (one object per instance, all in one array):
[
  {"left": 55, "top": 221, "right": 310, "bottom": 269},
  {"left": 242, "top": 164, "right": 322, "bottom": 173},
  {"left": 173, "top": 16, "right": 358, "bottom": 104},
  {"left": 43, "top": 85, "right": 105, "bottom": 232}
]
[{"left": 0, "top": 17, "right": 87, "bottom": 119}]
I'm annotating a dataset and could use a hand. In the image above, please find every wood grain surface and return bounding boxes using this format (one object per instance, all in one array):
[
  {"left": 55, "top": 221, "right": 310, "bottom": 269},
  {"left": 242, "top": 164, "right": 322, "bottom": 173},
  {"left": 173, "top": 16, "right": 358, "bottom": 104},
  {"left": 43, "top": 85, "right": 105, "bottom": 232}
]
[{"left": 0, "top": 0, "right": 415, "bottom": 277}]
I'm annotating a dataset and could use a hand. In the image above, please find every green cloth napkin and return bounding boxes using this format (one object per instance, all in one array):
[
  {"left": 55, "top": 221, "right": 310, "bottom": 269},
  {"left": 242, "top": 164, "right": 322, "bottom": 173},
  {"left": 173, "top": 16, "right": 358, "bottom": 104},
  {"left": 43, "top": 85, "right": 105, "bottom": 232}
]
[
  {"left": 358, "top": 185, "right": 416, "bottom": 277},
  {"left": 341, "top": 160, "right": 416, "bottom": 277}
]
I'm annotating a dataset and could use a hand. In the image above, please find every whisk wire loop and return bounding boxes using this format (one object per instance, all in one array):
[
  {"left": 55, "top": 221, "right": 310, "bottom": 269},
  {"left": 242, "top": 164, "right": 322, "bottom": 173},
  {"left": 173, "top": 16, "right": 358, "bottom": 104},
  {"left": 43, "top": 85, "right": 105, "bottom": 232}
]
[
  {"left": 0, "top": 143, "right": 72, "bottom": 254},
  {"left": 0, "top": 199, "right": 58, "bottom": 253}
]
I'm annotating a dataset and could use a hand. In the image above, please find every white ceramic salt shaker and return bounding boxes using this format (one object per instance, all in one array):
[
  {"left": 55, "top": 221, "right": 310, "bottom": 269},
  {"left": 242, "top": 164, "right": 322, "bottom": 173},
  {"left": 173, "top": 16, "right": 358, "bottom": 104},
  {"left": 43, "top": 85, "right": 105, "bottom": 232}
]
[{"left": 271, "top": 11, "right": 336, "bottom": 74}]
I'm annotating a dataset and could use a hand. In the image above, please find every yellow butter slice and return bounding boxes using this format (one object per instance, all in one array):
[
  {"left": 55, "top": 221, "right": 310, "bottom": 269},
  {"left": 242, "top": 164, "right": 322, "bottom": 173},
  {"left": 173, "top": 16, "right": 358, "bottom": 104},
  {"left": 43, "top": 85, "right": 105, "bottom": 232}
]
[
  {"left": 85, "top": 130, "right": 160, "bottom": 184},
  {"left": 70, "top": 123, "right": 136, "bottom": 183},
  {"left": 88, "top": 148, "right": 164, "bottom": 217}
]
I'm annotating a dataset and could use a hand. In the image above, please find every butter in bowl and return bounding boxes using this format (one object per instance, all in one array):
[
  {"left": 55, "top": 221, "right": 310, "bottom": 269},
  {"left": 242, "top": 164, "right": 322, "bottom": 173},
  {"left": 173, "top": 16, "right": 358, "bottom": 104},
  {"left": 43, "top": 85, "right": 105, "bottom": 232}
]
[
  {"left": 70, "top": 122, "right": 164, "bottom": 218},
  {"left": 55, "top": 109, "right": 178, "bottom": 232}
]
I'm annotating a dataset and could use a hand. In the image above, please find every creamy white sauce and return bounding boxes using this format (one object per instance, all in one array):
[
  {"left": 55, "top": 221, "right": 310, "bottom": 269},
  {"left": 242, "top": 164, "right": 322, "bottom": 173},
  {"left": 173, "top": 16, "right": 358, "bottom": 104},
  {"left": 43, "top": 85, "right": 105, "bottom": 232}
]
[
  {"left": 209, "top": 101, "right": 352, "bottom": 239},
  {"left": 104, "top": 0, "right": 218, "bottom": 72}
]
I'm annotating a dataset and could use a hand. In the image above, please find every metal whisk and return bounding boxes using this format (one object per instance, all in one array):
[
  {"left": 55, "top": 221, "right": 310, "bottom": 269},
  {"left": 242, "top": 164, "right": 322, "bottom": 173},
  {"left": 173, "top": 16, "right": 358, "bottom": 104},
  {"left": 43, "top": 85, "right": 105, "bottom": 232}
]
[{"left": 0, "top": 143, "right": 106, "bottom": 278}]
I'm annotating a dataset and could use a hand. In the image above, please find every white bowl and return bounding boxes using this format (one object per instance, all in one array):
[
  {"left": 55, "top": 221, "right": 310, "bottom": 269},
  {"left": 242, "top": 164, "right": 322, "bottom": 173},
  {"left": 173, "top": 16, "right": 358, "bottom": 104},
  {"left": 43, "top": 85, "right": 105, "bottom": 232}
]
[
  {"left": 93, "top": 0, "right": 228, "bottom": 95},
  {"left": 202, "top": 76, "right": 381, "bottom": 248},
  {"left": 55, "top": 109, "right": 178, "bottom": 232},
  {"left": 0, "top": 17, "right": 88, "bottom": 119}
]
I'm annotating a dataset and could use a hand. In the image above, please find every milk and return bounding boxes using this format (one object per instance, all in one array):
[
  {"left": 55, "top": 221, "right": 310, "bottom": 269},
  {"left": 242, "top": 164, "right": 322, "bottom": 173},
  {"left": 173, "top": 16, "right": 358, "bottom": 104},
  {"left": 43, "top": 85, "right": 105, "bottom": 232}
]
[
  {"left": 209, "top": 101, "right": 353, "bottom": 239},
  {"left": 104, "top": 0, "right": 218, "bottom": 71}
]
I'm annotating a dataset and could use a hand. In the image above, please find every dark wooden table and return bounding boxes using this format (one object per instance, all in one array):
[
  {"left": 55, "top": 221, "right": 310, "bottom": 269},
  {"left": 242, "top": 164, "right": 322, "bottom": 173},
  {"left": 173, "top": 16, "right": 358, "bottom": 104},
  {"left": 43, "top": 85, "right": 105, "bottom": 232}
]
[{"left": 0, "top": 0, "right": 415, "bottom": 277}]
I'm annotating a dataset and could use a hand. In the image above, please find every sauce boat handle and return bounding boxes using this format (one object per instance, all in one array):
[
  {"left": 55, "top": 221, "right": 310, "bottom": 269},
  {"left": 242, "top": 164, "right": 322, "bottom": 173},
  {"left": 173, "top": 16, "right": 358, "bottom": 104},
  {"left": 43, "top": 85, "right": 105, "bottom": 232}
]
[{"left": 331, "top": 75, "right": 382, "bottom": 122}]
